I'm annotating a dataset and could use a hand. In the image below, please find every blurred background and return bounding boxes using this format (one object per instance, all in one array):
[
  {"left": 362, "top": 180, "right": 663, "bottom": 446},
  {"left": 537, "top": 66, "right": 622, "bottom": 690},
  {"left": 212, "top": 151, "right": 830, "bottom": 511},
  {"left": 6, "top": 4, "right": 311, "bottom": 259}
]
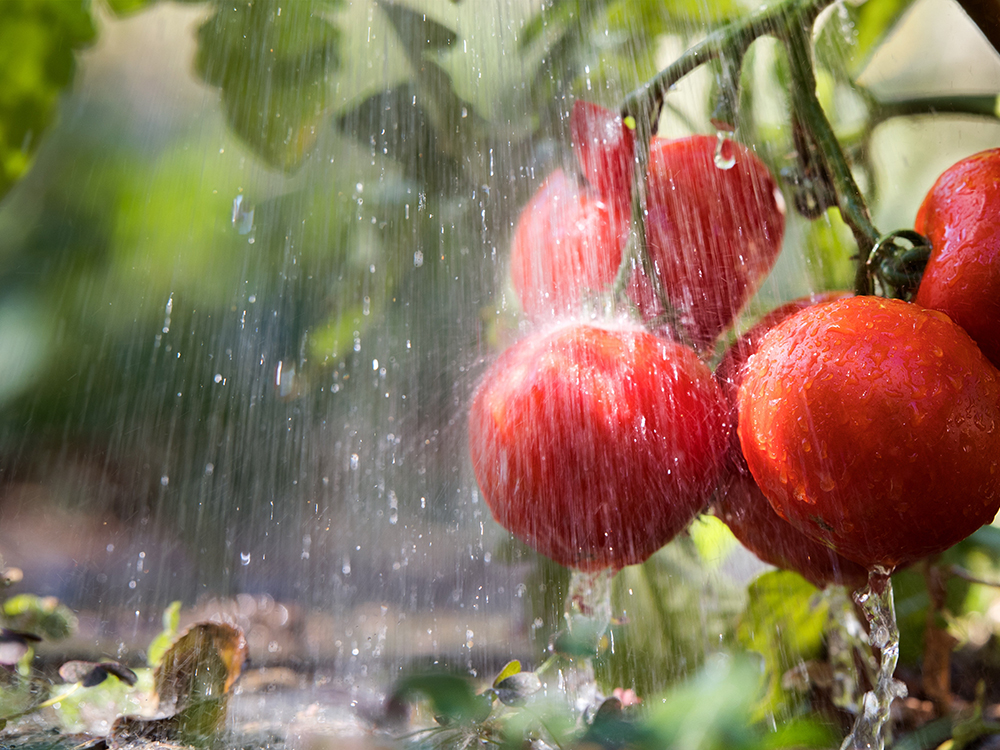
[{"left": 0, "top": 0, "right": 999, "bottom": 737}]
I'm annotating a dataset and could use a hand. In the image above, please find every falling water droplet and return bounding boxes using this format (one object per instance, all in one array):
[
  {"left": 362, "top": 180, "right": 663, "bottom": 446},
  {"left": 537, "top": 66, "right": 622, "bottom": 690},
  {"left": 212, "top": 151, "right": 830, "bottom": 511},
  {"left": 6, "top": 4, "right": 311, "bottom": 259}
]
[
  {"left": 231, "top": 195, "right": 254, "bottom": 234},
  {"left": 714, "top": 130, "right": 736, "bottom": 170}
]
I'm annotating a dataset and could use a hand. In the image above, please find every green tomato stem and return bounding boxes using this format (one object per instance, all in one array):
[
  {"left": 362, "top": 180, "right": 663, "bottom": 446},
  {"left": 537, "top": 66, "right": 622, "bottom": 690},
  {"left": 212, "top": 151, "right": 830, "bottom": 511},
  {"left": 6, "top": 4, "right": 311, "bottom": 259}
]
[
  {"left": 781, "top": 20, "right": 881, "bottom": 293},
  {"left": 614, "top": 0, "right": 888, "bottom": 322}
]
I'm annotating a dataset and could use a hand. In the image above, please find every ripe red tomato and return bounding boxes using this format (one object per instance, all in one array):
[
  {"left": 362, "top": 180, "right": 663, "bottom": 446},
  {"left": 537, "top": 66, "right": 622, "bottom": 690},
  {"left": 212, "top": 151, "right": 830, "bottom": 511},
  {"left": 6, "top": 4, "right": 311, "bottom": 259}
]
[
  {"left": 738, "top": 296, "right": 1000, "bottom": 571},
  {"left": 515, "top": 104, "right": 784, "bottom": 343},
  {"left": 716, "top": 291, "right": 851, "bottom": 454},
  {"left": 914, "top": 148, "right": 1000, "bottom": 369},
  {"left": 570, "top": 100, "right": 634, "bottom": 209},
  {"left": 714, "top": 291, "right": 866, "bottom": 589},
  {"left": 468, "top": 321, "right": 730, "bottom": 571},
  {"left": 509, "top": 169, "right": 628, "bottom": 320},
  {"left": 715, "top": 472, "right": 868, "bottom": 590},
  {"left": 631, "top": 135, "right": 786, "bottom": 347}
]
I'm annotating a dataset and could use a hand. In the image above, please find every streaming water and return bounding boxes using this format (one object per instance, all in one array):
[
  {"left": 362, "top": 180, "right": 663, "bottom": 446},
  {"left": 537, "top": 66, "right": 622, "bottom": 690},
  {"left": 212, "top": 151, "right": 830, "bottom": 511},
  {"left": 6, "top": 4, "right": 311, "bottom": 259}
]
[{"left": 840, "top": 568, "right": 908, "bottom": 750}]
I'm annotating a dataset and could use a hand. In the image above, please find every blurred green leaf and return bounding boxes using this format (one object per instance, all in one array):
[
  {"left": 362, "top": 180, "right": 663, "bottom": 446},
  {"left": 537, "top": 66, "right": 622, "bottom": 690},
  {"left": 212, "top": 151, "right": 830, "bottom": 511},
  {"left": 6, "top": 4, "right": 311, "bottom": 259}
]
[
  {"left": 0, "top": 0, "right": 95, "bottom": 202},
  {"left": 379, "top": 1, "right": 457, "bottom": 50},
  {"left": 737, "top": 571, "right": 829, "bottom": 718},
  {"left": 1, "top": 594, "right": 77, "bottom": 641},
  {"left": 147, "top": 601, "right": 182, "bottom": 668},
  {"left": 642, "top": 654, "right": 833, "bottom": 749},
  {"left": 814, "top": 0, "right": 918, "bottom": 80},
  {"left": 804, "top": 208, "right": 858, "bottom": 291},
  {"left": 492, "top": 659, "right": 521, "bottom": 686},
  {"left": 194, "top": 0, "right": 342, "bottom": 169},
  {"left": 392, "top": 672, "right": 492, "bottom": 726},
  {"left": 104, "top": 0, "right": 154, "bottom": 15}
]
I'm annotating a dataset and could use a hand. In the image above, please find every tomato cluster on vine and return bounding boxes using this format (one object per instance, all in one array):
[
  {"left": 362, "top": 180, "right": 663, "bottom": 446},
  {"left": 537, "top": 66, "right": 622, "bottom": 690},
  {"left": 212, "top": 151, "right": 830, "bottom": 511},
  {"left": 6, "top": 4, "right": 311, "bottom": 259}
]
[{"left": 471, "top": 102, "right": 1000, "bottom": 583}]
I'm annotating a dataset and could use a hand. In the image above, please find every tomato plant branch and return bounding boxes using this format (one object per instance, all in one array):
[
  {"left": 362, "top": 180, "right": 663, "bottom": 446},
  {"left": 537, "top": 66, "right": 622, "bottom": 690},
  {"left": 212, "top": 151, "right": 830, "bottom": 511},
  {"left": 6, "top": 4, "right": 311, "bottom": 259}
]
[
  {"left": 782, "top": 22, "right": 881, "bottom": 296},
  {"left": 614, "top": 0, "right": 895, "bottom": 324},
  {"left": 872, "top": 94, "right": 1000, "bottom": 124}
]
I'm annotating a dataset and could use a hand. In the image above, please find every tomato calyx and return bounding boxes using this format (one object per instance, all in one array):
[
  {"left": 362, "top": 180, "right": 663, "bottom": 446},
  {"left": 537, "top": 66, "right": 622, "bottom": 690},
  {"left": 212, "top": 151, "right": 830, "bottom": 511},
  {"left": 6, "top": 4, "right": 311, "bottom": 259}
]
[{"left": 859, "top": 229, "right": 932, "bottom": 299}]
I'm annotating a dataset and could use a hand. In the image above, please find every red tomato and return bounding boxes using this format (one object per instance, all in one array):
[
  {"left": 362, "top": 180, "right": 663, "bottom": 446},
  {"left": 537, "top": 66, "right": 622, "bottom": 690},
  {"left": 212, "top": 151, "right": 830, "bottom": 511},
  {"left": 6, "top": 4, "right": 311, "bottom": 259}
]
[
  {"left": 737, "top": 296, "right": 1000, "bottom": 571},
  {"left": 468, "top": 321, "right": 730, "bottom": 571},
  {"left": 632, "top": 136, "right": 786, "bottom": 347},
  {"left": 570, "top": 100, "right": 634, "bottom": 208},
  {"left": 509, "top": 169, "right": 628, "bottom": 320},
  {"left": 914, "top": 148, "right": 1000, "bottom": 369},
  {"left": 714, "top": 291, "right": 866, "bottom": 589},
  {"left": 715, "top": 472, "right": 868, "bottom": 590},
  {"left": 716, "top": 291, "right": 852, "bottom": 457},
  {"left": 516, "top": 106, "right": 784, "bottom": 342}
]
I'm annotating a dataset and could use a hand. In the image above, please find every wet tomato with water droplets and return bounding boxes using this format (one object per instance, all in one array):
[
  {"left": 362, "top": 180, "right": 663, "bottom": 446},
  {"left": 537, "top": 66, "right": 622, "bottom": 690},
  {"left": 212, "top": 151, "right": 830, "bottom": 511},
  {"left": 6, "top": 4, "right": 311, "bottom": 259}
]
[
  {"left": 631, "top": 135, "right": 786, "bottom": 347},
  {"left": 915, "top": 148, "right": 1000, "bottom": 369},
  {"left": 714, "top": 292, "right": 867, "bottom": 589},
  {"left": 509, "top": 169, "right": 627, "bottom": 320},
  {"left": 513, "top": 102, "right": 785, "bottom": 348},
  {"left": 468, "top": 321, "right": 730, "bottom": 571},
  {"left": 738, "top": 296, "right": 1000, "bottom": 571},
  {"left": 570, "top": 100, "right": 635, "bottom": 210}
]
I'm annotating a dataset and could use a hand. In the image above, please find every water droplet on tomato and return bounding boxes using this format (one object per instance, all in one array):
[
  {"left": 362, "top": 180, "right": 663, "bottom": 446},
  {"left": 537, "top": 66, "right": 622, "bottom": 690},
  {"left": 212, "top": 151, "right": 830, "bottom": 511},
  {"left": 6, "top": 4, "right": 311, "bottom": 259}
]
[{"left": 713, "top": 131, "right": 736, "bottom": 170}]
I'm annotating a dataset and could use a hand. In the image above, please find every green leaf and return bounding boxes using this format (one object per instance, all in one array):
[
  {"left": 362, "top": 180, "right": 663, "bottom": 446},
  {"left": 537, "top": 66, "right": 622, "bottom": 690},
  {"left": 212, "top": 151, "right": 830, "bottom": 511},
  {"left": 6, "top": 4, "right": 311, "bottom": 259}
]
[
  {"left": 736, "top": 571, "right": 829, "bottom": 718},
  {"left": 392, "top": 672, "right": 491, "bottom": 726},
  {"left": 494, "top": 671, "right": 542, "bottom": 707},
  {"left": 379, "top": 1, "right": 457, "bottom": 51},
  {"left": 493, "top": 659, "right": 521, "bottom": 687},
  {"left": 193, "top": 0, "right": 343, "bottom": 169},
  {"left": 814, "top": 0, "right": 918, "bottom": 79},
  {"left": 1, "top": 594, "right": 77, "bottom": 641},
  {"left": 146, "top": 601, "right": 182, "bottom": 668},
  {"left": 0, "top": 0, "right": 96, "bottom": 202},
  {"left": 105, "top": 0, "right": 155, "bottom": 15}
]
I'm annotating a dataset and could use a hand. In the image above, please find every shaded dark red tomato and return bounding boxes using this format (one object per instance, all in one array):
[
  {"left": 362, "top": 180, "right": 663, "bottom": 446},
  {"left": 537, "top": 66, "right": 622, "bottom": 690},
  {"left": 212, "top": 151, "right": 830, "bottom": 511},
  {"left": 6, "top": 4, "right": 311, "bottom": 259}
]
[
  {"left": 715, "top": 472, "right": 868, "bottom": 590},
  {"left": 468, "top": 321, "right": 730, "bottom": 571},
  {"left": 631, "top": 136, "right": 786, "bottom": 348},
  {"left": 738, "top": 296, "right": 1000, "bottom": 571},
  {"left": 509, "top": 169, "right": 628, "bottom": 320},
  {"left": 914, "top": 148, "right": 1000, "bottom": 369},
  {"left": 570, "top": 100, "right": 635, "bottom": 208},
  {"left": 713, "top": 291, "right": 866, "bottom": 589}
]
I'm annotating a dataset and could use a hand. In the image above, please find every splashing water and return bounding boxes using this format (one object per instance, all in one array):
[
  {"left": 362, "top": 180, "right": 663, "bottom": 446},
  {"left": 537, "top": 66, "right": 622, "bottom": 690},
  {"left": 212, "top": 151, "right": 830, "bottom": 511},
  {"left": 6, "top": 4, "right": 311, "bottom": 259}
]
[
  {"left": 840, "top": 568, "right": 907, "bottom": 750},
  {"left": 826, "top": 584, "right": 875, "bottom": 715},
  {"left": 550, "top": 568, "right": 614, "bottom": 719},
  {"left": 714, "top": 131, "right": 736, "bottom": 170}
]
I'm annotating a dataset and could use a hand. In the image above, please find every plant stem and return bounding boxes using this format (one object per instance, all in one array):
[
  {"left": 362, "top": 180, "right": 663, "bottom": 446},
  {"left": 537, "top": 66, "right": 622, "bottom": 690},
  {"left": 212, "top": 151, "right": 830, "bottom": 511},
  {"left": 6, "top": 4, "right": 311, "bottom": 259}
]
[
  {"left": 614, "top": 0, "right": 886, "bottom": 315},
  {"left": 620, "top": 0, "right": 832, "bottom": 127},
  {"left": 874, "top": 94, "right": 1000, "bottom": 123},
  {"left": 782, "top": 20, "right": 880, "bottom": 294},
  {"left": 953, "top": 0, "right": 1000, "bottom": 56}
]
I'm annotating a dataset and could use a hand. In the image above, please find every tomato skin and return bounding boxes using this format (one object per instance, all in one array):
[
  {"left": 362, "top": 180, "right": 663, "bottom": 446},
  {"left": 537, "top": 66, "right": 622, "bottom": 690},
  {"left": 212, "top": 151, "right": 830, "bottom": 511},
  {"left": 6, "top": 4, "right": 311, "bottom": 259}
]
[
  {"left": 715, "top": 291, "right": 866, "bottom": 589},
  {"left": 631, "top": 136, "right": 786, "bottom": 347},
  {"left": 914, "top": 148, "right": 1000, "bottom": 369},
  {"left": 468, "top": 321, "right": 730, "bottom": 571},
  {"left": 570, "top": 101, "right": 635, "bottom": 209},
  {"left": 509, "top": 169, "right": 628, "bottom": 320},
  {"left": 715, "top": 472, "right": 869, "bottom": 590},
  {"left": 716, "top": 291, "right": 851, "bottom": 456},
  {"left": 515, "top": 113, "right": 784, "bottom": 343},
  {"left": 737, "top": 296, "right": 1000, "bottom": 571}
]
